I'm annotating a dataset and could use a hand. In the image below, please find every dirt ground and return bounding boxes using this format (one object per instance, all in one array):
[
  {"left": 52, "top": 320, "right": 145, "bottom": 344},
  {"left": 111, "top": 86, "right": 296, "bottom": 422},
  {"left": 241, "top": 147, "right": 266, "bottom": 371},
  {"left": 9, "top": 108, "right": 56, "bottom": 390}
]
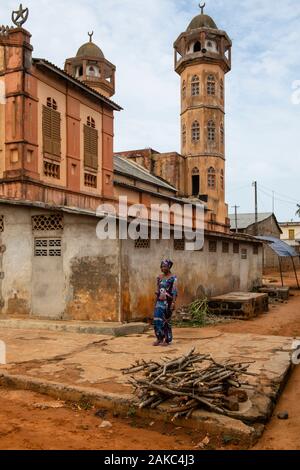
[
  {"left": 0, "top": 389, "right": 201, "bottom": 451},
  {"left": 0, "top": 269, "right": 299, "bottom": 450}
]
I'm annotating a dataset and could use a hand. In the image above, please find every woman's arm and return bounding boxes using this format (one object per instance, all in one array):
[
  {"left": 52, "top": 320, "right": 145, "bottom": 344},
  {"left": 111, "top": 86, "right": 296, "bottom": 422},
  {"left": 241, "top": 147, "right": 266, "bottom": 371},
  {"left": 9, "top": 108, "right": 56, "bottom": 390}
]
[{"left": 171, "top": 276, "right": 178, "bottom": 310}]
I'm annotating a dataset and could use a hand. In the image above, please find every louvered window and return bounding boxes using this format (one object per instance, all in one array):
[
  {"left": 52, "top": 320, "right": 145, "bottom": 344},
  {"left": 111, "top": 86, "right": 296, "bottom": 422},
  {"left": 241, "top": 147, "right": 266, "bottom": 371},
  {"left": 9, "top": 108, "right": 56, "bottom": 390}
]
[
  {"left": 84, "top": 119, "right": 98, "bottom": 170},
  {"left": 43, "top": 103, "right": 61, "bottom": 158}
]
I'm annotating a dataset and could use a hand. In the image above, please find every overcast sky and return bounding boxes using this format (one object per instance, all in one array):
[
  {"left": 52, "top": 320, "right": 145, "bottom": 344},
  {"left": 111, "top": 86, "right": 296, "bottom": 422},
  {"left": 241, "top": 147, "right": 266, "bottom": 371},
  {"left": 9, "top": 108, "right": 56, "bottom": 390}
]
[{"left": 3, "top": 0, "right": 300, "bottom": 221}]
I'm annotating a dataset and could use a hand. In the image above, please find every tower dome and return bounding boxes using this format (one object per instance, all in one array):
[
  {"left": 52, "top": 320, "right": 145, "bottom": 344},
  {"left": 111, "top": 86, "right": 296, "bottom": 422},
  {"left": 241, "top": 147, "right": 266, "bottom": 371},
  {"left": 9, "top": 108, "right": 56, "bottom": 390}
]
[
  {"left": 64, "top": 32, "right": 116, "bottom": 98},
  {"left": 187, "top": 3, "right": 218, "bottom": 31},
  {"left": 76, "top": 41, "right": 105, "bottom": 59},
  {"left": 187, "top": 13, "right": 218, "bottom": 31}
]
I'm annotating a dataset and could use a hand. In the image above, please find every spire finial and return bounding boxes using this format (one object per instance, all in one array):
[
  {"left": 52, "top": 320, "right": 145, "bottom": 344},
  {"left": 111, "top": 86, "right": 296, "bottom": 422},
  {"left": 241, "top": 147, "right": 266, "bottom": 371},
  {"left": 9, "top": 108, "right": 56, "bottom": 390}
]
[
  {"left": 88, "top": 31, "right": 94, "bottom": 42},
  {"left": 12, "top": 4, "right": 29, "bottom": 28},
  {"left": 199, "top": 3, "right": 206, "bottom": 14}
]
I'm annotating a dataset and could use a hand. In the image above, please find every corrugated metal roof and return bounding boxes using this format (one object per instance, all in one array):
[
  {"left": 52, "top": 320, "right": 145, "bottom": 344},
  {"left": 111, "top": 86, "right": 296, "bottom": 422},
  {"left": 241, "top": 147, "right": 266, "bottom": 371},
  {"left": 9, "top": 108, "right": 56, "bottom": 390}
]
[
  {"left": 114, "top": 155, "right": 177, "bottom": 192},
  {"left": 256, "top": 236, "right": 299, "bottom": 257},
  {"left": 229, "top": 212, "right": 273, "bottom": 230}
]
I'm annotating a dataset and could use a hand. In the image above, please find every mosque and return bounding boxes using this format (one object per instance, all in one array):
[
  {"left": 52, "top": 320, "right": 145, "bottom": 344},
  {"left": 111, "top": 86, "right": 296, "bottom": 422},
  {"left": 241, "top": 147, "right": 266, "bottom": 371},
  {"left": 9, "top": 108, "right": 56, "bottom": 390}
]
[{"left": 0, "top": 4, "right": 262, "bottom": 321}]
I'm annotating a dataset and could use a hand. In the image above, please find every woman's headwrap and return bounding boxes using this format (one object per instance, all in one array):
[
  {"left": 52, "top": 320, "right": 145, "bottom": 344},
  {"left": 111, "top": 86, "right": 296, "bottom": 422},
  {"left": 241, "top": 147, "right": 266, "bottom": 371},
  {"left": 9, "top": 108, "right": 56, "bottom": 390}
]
[{"left": 161, "top": 259, "right": 174, "bottom": 270}]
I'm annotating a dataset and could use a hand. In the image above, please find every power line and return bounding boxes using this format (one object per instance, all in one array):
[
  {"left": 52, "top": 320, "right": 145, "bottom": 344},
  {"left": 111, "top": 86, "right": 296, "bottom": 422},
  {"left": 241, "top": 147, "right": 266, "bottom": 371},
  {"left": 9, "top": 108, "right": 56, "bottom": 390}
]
[
  {"left": 258, "top": 188, "right": 298, "bottom": 207},
  {"left": 259, "top": 184, "right": 299, "bottom": 204},
  {"left": 226, "top": 183, "right": 251, "bottom": 194}
]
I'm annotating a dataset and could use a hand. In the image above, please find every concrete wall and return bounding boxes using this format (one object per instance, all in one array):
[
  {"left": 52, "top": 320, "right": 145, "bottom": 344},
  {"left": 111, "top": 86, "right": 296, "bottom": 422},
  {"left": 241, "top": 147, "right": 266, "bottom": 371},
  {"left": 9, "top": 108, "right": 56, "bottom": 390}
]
[
  {"left": 0, "top": 203, "right": 262, "bottom": 323},
  {"left": 121, "top": 236, "right": 262, "bottom": 322},
  {"left": 0, "top": 204, "right": 120, "bottom": 321},
  {"left": 245, "top": 216, "right": 282, "bottom": 270}
]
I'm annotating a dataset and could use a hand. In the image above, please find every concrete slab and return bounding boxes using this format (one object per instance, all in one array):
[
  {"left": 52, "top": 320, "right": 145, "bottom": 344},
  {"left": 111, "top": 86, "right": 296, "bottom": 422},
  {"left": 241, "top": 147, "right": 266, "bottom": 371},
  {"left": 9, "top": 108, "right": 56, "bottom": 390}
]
[
  {"left": 208, "top": 292, "right": 269, "bottom": 319},
  {"left": 0, "top": 318, "right": 149, "bottom": 337},
  {"left": 0, "top": 326, "right": 296, "bottom": 445},
  {"left": 259, "top": 287, "right": 290, "bottom": 301}
]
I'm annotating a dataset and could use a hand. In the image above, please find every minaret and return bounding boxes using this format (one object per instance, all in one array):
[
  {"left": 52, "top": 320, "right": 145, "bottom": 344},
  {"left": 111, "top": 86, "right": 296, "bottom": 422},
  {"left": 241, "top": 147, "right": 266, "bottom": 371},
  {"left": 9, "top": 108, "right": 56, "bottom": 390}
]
[
  {"left": 65, "top": 32, "right": 116, "bottom": 98},
  {"left": 174, "top": 4, "right": 232, "bottom": 228}
]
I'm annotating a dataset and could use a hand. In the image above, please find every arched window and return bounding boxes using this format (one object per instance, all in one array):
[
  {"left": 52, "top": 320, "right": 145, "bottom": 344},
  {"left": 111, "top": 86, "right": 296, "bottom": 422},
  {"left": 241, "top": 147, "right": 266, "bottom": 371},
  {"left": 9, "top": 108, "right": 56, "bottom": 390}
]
[
  {"left": 220, "top": 122, "right": 224, "bottom": 145},
  {"left": 87, "top": 116, "right": 96, "bottom": 129},
  {"left": 208, "top": 167, "right": 216, "bottom": 189},
  {"left": 207, "top": 120, "right": 216, "bottom": 142},
  {"left": 191, "top": 75, "right": 200, "bottom": 96},
  {"left": 207, "top": 74, "right": 216, "bottom": 95},
  {"left": 88, "top": 66, "right": 95, "bottom": 77},
  {"left": 193, "top": 41, "right": 201, "bottom": 53},
  {"left": 192, "top": 121, "right": 200, "bottom": 142},
  {"left": 46, "top": 97, "right": 57, "bottom": 110},
  {"left": 192, "top": 167, "right": 200, "bottom": 196},
  {"left": 182, "top": 124, "right": 186, "bottom": 145},
  {"left": 221, "top": 169, "right": 224, "bottom": 190},
  {"left": 220, "top": 79, "right": 224, "bottom": 100},
  {"left": 182, "top": 80, "right": 186, "bottom": 99}
]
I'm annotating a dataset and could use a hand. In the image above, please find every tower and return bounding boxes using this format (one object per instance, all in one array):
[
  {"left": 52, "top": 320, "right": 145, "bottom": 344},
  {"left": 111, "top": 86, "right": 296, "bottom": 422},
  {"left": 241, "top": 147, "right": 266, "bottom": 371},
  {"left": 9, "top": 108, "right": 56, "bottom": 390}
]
[
  {"left": 65, "top": 32, "right": 116, "bottom": 98},
  {"left": 174, "top": 4, "right": 232, "bottom": 227}
]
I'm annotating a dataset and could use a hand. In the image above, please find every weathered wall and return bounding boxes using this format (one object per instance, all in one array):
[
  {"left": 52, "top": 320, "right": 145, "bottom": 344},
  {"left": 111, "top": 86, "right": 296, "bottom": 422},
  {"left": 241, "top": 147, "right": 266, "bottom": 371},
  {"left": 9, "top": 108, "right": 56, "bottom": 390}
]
[
  {"left": 0, "top": 205, "right": 33, "bottom": 316},
  {"left": 0, "top": 203, "right": 263, "bottom": 323},
  {"left": 0, "top": 75, "right": 5, "bottom": 178},
  {"left": 245, "top": 216, "right": 282, "bottom": 269},
  {"left": 63, "top": 214, "right": 120, "bottom": 322},
  {"left": 121, "top": 236, "right": 262, "bottom": 322},
  {"left": 0, "top": 205, "right": 120, "bottom": 321}
]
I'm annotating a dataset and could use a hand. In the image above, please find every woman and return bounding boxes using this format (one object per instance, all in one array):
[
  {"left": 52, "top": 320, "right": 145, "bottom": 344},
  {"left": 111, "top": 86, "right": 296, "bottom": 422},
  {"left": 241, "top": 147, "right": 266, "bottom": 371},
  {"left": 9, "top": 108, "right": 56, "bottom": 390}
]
[{"left": 153, "top": 260, "right": 178, "bottom": 346}]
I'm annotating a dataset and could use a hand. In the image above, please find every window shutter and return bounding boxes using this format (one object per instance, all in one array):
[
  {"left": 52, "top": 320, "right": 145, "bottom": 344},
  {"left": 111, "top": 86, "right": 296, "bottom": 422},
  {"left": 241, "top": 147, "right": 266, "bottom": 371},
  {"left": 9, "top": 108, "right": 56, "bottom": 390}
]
[
  {"left": 42, "top": 106, "right": 52, "bottom": 154},
  {"left": 51, "top": 109, "right": 61, "bottom": 157},
  {"left": 42, "top": 106, "right": 61, "bottom": 157},
  {"left": 84, "top": 125, "right": 98, "bottom": 170}
]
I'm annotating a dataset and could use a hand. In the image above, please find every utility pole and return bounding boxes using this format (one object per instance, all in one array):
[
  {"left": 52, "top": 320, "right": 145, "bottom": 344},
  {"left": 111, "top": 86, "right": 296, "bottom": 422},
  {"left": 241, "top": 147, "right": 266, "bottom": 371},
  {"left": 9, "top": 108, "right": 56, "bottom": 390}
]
[
  {"left": 253, "top": 181, "right": 258, "bottom": 235},
  {"left": 232, "top": 205, "right": 240, "bottom": 233}
]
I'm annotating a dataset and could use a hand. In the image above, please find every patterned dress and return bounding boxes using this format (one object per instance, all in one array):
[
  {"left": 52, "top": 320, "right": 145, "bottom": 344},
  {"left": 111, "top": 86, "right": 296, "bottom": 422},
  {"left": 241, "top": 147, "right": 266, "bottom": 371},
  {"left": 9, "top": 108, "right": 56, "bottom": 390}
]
[{"left": 154, "top": 274, "right": 178, "bottom": 344}]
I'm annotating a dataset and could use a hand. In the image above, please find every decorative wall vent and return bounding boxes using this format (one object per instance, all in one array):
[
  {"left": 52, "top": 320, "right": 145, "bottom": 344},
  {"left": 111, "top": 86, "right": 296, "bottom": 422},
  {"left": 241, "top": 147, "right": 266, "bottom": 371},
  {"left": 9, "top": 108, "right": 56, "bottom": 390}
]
[
  {"left": 134, "top": 238, "right": 150, "bottom": 249},
  {"left": 34, "top": 238, "right": 62, "bottom": 257},
  {"left": 209, "top": 240, "right": 217, "bottom": 253},
  {"left": 0, "top": 216, "right": 4, "bottom": 233},
  {"left": 174, "top": 238, "right": 185, "bottom": 251},
  {"left": 233, "top": 243, "right": 239, "bottom": 254},
  {"left": 32, "top": 214, "right": 63, "bottom": 231}
]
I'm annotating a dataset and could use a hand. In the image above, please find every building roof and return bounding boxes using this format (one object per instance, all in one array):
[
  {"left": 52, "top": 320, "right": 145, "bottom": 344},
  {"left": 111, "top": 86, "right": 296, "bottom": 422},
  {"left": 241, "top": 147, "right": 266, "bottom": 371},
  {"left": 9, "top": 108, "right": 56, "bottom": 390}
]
[
  {"left": 280, "top": 221, "right": 300, "bottom": 227},
  {"left": 187, "top": 13, "right": 218, "bottom": 31},
  {"left": 33, "top": 58, "right": 122, "bottom": 111},
  {"left": 229, "top": 212, "right": 276, "bottom": 230},
  {"left": 76, "top": 41, "right": 104, "bottom": 59},
  {"left": 255, "top": 236, "right": 299, "bottom": 258},
  {"left": 114, "top": 156, "right": 177, "bottom": 192}
]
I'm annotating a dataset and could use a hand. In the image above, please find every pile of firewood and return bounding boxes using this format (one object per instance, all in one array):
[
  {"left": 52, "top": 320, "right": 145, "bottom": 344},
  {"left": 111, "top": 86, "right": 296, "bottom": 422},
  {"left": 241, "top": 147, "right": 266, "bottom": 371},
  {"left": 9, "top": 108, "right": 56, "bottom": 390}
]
[{"left": 122, "top": 348, "right": 257, "bottom": 419}]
